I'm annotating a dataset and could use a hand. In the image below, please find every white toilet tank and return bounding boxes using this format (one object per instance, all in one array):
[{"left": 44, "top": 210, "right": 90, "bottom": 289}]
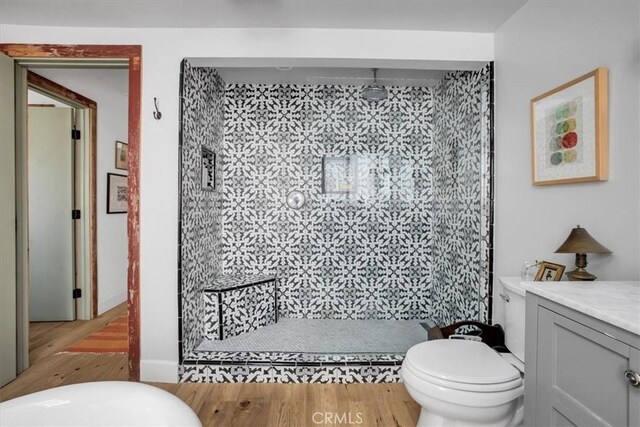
[{"left": 499, "top": 278, "right": 527, "bottom": 363}]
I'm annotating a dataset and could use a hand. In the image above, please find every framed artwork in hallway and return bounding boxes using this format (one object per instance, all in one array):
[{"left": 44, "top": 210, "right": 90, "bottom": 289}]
[
  {"left": 530, "top": 68, "right": 608, "bottom": 185},
  {"left": 107, "top": 173, "right": 128, "bottom": 214},
  {"left": 115, "top": 140, "right": 128, "bottom": 170}
]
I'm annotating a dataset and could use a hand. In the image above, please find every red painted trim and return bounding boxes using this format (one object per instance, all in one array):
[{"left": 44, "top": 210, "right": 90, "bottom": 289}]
[
  {"left": 1, "top": 44, "right": 142, "bottom": 381},
  {"left": 126, "top": 53, "right": 142, "bottom": 382},
  {"left": 0, "top": 44, "right": 141, "bottom": 59}
]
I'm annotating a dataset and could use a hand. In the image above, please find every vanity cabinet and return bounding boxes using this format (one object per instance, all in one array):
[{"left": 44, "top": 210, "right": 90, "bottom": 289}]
[{"left": 524, "top": 295, "right": 640, "bottom": 427}]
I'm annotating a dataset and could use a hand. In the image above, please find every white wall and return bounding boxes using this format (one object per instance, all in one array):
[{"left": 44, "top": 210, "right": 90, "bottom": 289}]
[
  {"left": 493, "top": 1, "right": 640, "bottom": 321},
  {"left": 28, "top": 70, "right": 129, "bottom": 315},
  {"left": 0, "top": 25, "right": 494, "bottom": 382},
  {"left": 28, "top": 90, "right": 66, "bottom": 107}
]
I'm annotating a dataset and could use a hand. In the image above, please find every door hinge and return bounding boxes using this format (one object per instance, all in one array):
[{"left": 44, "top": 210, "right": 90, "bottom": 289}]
[
  {"left": 72, "top": 288, "right": 82, "bottom": 299},
  {"left": 71, "top": 129, "right": 81, "bottom": 140},
  {"left": 72, "top": 209, "right": 81, "bottom": 220}
]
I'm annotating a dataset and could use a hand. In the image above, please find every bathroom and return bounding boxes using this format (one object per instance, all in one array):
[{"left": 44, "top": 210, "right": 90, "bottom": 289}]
[{"left": 0, "top": 1, "right": 639, "bottom": 426}]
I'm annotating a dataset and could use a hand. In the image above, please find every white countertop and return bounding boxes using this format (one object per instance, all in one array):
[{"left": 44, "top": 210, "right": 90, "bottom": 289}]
[{"left": 500, "top": 277, "right": 640, "bottom": 336}]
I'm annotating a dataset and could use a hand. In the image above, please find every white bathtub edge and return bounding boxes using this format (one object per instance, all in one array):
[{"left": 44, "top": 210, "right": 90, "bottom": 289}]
[{"left": 141, "top": 359, "right": 178, "bottom": 383}]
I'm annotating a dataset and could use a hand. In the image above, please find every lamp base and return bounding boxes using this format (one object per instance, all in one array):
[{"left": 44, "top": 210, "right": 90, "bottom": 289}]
[{"left": 566, "top": 268, "right": 597, "bottom": 281}]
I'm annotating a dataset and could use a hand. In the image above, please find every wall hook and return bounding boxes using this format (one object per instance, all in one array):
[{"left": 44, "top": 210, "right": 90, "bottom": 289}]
[{"left": 153, "top": 97, "right": 162, "bottom": 120}]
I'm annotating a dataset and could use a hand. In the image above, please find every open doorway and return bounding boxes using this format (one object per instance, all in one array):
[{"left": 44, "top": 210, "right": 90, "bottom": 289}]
[
  {"left": 0, "top": 44, "right": 142, "bottom": 383},
  {"left": 24, "top": 68, "right": 130, "bottom": 363},
  {"left": 26, "top": 72, "right": 98, "bottom": 321},
  {"left": 28, "top": 69, "right": 130, "bottom": 319}
]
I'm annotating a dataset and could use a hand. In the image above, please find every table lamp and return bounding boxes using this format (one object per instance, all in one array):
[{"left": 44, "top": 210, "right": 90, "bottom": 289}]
[{"left": 555, "top": 225, "right": 612, "bottom": 281}]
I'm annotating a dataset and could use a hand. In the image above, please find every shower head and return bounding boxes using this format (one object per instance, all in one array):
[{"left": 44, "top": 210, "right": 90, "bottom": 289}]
[{"left": 361, "top": 68, "right": 387, "bottom": 102}]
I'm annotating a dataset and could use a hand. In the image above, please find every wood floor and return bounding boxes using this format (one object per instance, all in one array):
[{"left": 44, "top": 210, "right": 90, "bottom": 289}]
[
  {"left": 0, "top": 303, "right": 129, "bottom": 402},
  {"left": 0, "top": 304, "right": 420, "bottom": 426}
]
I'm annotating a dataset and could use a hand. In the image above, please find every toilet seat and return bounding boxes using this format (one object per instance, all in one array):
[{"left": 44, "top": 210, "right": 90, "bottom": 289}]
[{"left": 404, "top": 339, "right": 523, "bottom": 393}]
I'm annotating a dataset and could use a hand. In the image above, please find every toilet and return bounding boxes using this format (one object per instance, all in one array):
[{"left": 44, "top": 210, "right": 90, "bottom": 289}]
[{"left": 402, "top": 279, "right": 526, "bottom": 427}]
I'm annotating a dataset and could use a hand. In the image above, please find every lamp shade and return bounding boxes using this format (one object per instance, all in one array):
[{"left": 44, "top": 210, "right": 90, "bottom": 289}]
[{"left": 555, "top": 225, "right": 612, "bottom": 254}]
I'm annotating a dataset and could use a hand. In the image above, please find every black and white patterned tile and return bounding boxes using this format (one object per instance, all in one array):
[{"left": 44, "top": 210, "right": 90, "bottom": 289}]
[
  {"left": 222, "top": 84, "right": 435, "bottom": 321},
  {"left": 431, "top": 65, "right": 492, "bottom": 325},
  {"left": 221, "top": 281, "right": 277, "bottom": 339},
  {"left": 208, "top": 274, "right": 276, "bottom": 291},
  {"left": 179, "top": 60, "right": 226, "bottom": 357},
  {"left": 202, "top": 279, "right": 277, "bottom": 340},
  {"left": 178, "top": 65, "right": 493, "bottom": 369},
  {"left": 202, "top": 292, "right": 220, "bottom": 340},
  {"left": 183, "top": 350, "right": 405, "bottom": 366},
  {"left": 179, "top": 362, "right": 402, "bottom": 384}
]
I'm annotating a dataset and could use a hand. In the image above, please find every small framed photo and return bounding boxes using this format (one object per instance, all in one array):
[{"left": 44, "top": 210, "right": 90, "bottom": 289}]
[
  {"left": 201, "top": 146, "right": 215, "bottom": 191},
  {"left": 322, "top": 155, "right": 357, "bottom": 194},
  {"left": 534, "top": 261, "right": 566, "bottom": 282},
  {"left": 107, "top": 173, "right": 128, "bottom": 214},
  {"left": 115, "top": 141, "right": 128, "bottom": 170}
]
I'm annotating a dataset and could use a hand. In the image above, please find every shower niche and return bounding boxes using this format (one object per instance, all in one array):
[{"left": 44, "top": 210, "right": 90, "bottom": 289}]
[
  {"left": 322, "top": 155, "right": 358, "bottom": 194},
  {"left": 178, "top": 60, "right": 494, "bottom": 383},
  {"left": 200, "top": 146, "right": 215, "bottom": 191}
]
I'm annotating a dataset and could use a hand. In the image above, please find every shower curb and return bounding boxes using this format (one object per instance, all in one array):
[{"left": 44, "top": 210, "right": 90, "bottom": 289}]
[{"left": 179, "top": 351, "right": 404, "bottom": 383}]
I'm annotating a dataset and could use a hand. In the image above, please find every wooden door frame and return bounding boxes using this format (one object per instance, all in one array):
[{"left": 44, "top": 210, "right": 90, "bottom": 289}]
[
  {"left": 0, "top": 44, "right": 142, "bottom": 381},
  {"left": 27, "top": 71, "right": 99, "bottom": 320}
]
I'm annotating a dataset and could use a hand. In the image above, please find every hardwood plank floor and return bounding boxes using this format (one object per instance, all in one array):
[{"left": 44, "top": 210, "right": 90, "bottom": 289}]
[
  {"left": 0, "top": 303, "right": 129, "bottom": 402},
  {"left": 1, "top": 304, "right": 420, "bottom": 426},
  {"left": 150, "top": 382, "right": 420, "bottom": 427}
]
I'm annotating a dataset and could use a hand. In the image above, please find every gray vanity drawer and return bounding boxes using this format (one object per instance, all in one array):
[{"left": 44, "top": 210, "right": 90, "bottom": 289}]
[{"left": 533, "top": 306, "right": 640, "bottom": 427}]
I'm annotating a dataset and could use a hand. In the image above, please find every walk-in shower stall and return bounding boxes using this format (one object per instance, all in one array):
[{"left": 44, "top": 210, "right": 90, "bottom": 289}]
[{"left": 178, "top": 61, "right": 493, "bottom": 383}]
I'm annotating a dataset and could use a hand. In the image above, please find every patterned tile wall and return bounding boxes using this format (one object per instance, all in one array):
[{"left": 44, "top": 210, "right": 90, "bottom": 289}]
[
  {"left": 178, "top": 64, "right": 493, "bottom": 365},
  {"left": 222, "top": 85, "right": 435, "bottom": 320},
  {"left": 179, "top": 60, "right": 225, "bottom": 359},
  {"left": 431, "top": 65, "right": 492, "bottom": 325},
  {"left": 202, "top": 292, "right": 220, "bottom": 340}
]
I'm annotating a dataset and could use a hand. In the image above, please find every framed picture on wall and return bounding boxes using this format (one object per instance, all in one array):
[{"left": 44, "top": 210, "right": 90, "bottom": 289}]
[
  {"left": 107, "top": 173, "right": 128, "bottom": 214},
  {"left": 530, "top": 68, "right": 608, "bottom": 185},
  {"left": 115, "top": 140, "right": 128, "bottom": 170}
]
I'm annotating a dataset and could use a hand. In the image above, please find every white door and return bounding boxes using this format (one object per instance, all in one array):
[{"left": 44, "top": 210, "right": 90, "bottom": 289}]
[
  {"left": 28, "top": 106, "right": 75, "bottom": 321},
  {"left": 0, "top": 52, "right": 17, "bottom": 386}
]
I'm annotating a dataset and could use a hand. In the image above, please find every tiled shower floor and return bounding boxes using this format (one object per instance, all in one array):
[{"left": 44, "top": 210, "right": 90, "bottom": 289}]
[
  {"left": 197, "top": 318, "right": 431, "bottom": 353},
  {"left": 180, "top": 318, "right": 432, "bottom": 384}
]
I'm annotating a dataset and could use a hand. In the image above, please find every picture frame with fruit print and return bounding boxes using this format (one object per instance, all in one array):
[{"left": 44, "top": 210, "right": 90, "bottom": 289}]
[{"left": 530, "top": 68, "right": 608, "bottom": 185}]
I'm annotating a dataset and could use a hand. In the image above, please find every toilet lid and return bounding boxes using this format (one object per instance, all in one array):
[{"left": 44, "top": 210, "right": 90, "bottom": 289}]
[{"left": 406, "top": 339, "right": 521, "bottom": 386}]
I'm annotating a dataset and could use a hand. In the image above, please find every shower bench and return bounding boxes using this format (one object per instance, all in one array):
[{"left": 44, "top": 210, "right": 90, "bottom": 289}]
[{"left": 202, "top": 274, "right": 277, "bottom": 340}]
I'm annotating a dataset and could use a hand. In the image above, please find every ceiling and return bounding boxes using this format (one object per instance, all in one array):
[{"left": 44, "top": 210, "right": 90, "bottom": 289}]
[
  {"left": 217, "top": 67, "right": 448, "bottom": 87},
  {"left": 0, "top": 0, "right": 527, "bottom": 32}
]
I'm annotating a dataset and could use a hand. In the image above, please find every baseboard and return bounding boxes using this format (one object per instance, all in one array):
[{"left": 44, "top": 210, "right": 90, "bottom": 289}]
[
  {"left": 141, "top": 359, "right": 178, "bottom": 383},
  {"left": 98, "top": 291, "right": 127, "bottom": 315}
]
